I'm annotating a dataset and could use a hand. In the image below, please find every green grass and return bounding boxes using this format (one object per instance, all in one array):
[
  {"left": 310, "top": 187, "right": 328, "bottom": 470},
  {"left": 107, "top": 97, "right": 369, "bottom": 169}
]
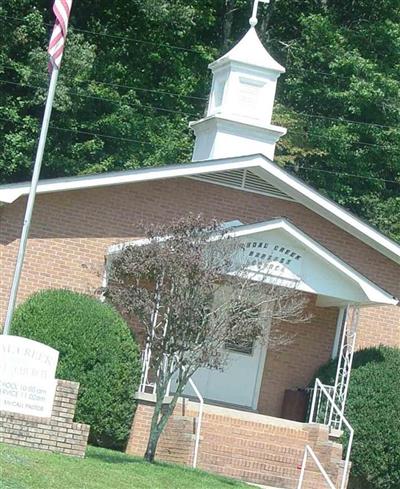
[{"left": 0, "top": 443, "right": 250, "bottom": 489}]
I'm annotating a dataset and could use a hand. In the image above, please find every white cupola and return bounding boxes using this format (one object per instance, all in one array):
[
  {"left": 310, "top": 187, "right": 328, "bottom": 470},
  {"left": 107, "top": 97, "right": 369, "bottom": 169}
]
[{"left": 190, "top": 1, "right": 286, "bottom": 161}]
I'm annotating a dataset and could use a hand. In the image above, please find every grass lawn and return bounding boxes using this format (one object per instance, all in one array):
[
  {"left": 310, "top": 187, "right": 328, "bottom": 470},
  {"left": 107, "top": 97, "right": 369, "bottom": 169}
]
[{"left": 0, "top": 443, "right": 251, "bottom": 489}]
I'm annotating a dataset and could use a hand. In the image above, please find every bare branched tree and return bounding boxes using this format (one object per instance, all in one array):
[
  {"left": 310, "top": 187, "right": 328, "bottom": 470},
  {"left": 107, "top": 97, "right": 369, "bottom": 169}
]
[{"left": 105, "top": 215, "right": 309, "bottom": 462}]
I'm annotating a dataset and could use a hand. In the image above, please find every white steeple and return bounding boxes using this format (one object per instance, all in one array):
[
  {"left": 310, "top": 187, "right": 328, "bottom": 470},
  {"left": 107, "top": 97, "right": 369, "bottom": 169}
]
[{"left": 190, "top": 1, "right": 286, "bottom": 162}]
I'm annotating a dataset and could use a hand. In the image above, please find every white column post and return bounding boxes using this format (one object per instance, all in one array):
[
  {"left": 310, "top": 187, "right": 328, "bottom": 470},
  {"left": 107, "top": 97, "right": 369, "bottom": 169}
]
[{"left": 330, "top": 305, "right": 360, "bottom": 430}]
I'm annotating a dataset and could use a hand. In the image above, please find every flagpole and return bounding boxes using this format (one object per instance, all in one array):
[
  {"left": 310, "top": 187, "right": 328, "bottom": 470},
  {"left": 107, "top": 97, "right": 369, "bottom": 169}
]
[{"left": 3, "top": 67, "right": 60, "bottom": 335}]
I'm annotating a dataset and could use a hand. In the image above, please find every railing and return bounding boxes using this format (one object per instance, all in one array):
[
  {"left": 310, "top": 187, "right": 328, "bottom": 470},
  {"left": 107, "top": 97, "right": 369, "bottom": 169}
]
[
  {"left": 187, "top": 376, "right": 204, "bottom": 469},
  {"left": 306, "top": 383, "right": 337, "bottom": 429},
  {"left": 297, "top": 445, "right": 336, "bottom": 489},
  {"left": 298, "top": 378, "right": 353, "bottom": 489}
]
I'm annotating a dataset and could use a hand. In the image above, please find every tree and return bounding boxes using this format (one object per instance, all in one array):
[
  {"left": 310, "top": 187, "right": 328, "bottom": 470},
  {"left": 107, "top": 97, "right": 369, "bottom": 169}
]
[
  {"left": 105, "top": 215, "right": 308, "bottom": 462},
  {"left": 1, "top": 1, "right": 399, "bottom": 242}
]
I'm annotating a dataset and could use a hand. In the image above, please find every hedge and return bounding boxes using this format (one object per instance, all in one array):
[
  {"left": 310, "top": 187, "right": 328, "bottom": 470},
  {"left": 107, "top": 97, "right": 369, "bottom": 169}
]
[
  {"left": 12, "top": 289, "right": 141, "bottom": 450},
  {"left": 315, "top": 346, "right": 400, "bottom": 489}
]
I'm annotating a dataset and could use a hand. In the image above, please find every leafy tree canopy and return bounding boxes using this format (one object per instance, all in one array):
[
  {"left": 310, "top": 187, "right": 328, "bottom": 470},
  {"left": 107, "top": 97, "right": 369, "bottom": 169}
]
[{"left": 0, "top": 1, "right": 399, "bottom": 241}]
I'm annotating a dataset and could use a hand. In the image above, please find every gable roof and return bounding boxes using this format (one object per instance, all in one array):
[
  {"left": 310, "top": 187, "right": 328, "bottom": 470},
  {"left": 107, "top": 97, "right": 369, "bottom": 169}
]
[
  {"left": 106, "top": 218, "right": 397, "bottom": 306},
  {"left": 1, "top": 153, "right": 399, "bottom": 265},
  {"left": 226, "top": 219, "right": 397, "bottom": 306}
]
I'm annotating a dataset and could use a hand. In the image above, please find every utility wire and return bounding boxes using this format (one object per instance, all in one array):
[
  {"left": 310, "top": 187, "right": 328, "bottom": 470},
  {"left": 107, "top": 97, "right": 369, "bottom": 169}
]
[
  {"left": 0, "top": 61, "right": 207, "bottom": 101},
  {"left": 295, "top": 165, "right": 399, "bottom": 185},
  {"left": 2, "top": 63, "right": 399, "bottom": 131},
  {"left": 1, "top": 77, "right": 400, "bottom": 152},
  {"left": 0, "top": 78, "right": 201, "bottom": 117},
  {"left": 0, "top": 114, "right": 156, "bottom": 146},
  {"left": 4, "top": 12, "right": 400, "bottom": 90},
  {"left": 0, "top": 14, "right": 209, "bottom": 56},
  {"left": 0, "top": 114, "right": 398, "bottom": 185},
  {"left": 2, "top": 13, "right": 399, "bottom": 86},
  {"left": 0, "top": 70, "right": 398, "bottom": 133}
]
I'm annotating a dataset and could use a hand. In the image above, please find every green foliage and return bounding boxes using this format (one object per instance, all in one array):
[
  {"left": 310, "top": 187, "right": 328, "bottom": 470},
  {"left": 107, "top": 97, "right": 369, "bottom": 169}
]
[
  {"left": 269, "top": 2, "right": 400, "bottom": 242},
  {"left": 11, "top": 289, "right": 141, "bottom": 450},
  {"left": 315, "top": 346, "right": 400, "bottom": 489},
  {"left": 0, "top": 444, "right": 250, "bottom": 489},
  {"left": 0, "top": 1, "right": 399, "bottom": 241}
]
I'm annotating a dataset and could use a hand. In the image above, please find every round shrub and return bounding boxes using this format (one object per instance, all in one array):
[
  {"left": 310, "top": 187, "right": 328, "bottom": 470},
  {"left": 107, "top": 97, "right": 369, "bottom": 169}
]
[
  {"left": 315, "top": 346, "right": 400, "bottom": 489},
  {"left": 11, "top": 289, "right": 141, "bottom": 450}
]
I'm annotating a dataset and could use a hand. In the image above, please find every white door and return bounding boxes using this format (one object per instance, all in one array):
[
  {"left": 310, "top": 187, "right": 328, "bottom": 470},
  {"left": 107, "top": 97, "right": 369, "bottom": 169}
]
[{"left": 182, "top": 340, "right": 266, "bottom": 409}]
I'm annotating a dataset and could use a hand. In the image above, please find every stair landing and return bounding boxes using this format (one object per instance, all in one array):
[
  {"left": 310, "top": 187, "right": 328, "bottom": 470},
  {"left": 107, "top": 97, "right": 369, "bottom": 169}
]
[
  {"left": 126, "top": 396, "right": 345, "bottom": 489},
  {"left": 181, "top": 400, "right": 344, "bottom": 489}
]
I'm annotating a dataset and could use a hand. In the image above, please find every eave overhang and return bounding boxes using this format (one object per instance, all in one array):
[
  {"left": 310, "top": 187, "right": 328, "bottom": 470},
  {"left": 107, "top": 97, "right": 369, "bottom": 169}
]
[{"left": 1, "top": 153, "right": 399, "bottom": 267}]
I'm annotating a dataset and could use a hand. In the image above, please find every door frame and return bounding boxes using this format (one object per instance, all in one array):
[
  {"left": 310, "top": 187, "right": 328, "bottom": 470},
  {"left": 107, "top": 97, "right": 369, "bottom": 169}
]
[{"left": 250, "top": 341, "right": 268, "bottom": 410}]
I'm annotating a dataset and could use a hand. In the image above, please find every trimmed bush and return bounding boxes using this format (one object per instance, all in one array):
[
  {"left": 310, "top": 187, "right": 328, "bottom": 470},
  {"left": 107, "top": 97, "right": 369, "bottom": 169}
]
[
  {"left": 11, "top": 289, "right": 141, "bottom": 450},
  {"left": 315, "top": 346, "right": 400, "bottom": 489}
]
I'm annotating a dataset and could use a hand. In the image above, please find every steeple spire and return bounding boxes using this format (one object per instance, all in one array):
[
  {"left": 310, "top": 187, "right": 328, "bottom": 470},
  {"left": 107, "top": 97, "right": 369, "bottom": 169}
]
[
  {"left": 189, "top": 1, "right": 286, "bottom": 162},
  {"left": 249, "top": 0, "right": 270, "bottom": 27}
]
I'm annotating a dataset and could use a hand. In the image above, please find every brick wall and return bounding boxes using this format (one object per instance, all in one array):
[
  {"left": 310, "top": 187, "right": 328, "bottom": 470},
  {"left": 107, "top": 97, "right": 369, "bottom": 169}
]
[
  {"left": 258, "top": 301, "right": 339, "bottom": 416},
  {"left": 0, "top": 379, "right": 89, "bottom": 457},
  {"left": 1, "top": 177, "right": 399, "bottom": 392},
  {"left": 356, "top": 304, "right": 400, "bottom": 349},
  {"left": 127, "top": 396, "right": 345, "bottom": 489},
  {"left": 126, "top": 394, "right": 195, "bottom": 466}
]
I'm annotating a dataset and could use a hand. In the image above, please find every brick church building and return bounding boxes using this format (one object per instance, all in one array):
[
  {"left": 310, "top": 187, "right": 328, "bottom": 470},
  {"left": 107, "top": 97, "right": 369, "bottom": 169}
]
[{"left": 1, "top": 6, "right": 399, "bottom": 489}]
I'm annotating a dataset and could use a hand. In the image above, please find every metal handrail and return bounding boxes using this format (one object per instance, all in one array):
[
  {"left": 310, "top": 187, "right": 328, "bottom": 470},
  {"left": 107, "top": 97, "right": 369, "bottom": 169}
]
[
  {"left": 187, "top": 377, "right": 204, "bottom": 469},
  {"left": 306, "top": 383, "right": 335, "bottom": 427},
  {"left": 297, "top": 445, "right": 336, "bottom": 489},
  {"left": 307, "top": 378, "right": 354, "bottom": 489}
]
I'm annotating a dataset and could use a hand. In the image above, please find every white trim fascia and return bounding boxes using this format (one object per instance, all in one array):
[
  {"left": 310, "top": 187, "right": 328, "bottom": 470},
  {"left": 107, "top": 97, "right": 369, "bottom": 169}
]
[
  {"left": 189, "top": 114, "right": 287, "bottom": 138},
  {"left": 225, "top": 218, "right": 398, "bottom": 305},
  {"left": 1, "top": 152, "right": 399, "bottom": 266},
  {"left": 251, "top": 338, "right": 268, "bottom": 410},
  {"left": 0, "top": 155, "right": 261, "bottom": 204}
]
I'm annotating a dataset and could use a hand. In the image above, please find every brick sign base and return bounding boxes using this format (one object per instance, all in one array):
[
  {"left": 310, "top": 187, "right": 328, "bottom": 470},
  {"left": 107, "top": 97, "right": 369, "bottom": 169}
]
[{"left": 0, "top": 379, "right": 90, "bottom": 457}]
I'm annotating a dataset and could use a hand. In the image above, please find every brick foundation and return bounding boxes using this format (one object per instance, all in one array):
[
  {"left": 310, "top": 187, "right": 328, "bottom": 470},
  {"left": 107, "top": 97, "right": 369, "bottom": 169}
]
[
  {"left": 126, "top": 393, "right": 195, "bottom": 466},
  {"left": 0, "top": 379, "right": 90, "bottom": 457},
  {"left": 127, "top": 394, "right": 346, "bottom": 488}
]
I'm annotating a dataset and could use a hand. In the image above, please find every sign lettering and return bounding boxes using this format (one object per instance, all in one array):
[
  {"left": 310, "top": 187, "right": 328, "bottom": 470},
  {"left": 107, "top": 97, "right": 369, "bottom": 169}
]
[{"left": 0, "top": 336, "right": 59, "bottom": 417}]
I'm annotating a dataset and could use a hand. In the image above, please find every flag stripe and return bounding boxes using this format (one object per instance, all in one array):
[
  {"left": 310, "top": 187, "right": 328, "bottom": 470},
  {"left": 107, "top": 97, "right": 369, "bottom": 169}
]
[{"left": 48, "top": 0, "right": 73, "bottom": 70}]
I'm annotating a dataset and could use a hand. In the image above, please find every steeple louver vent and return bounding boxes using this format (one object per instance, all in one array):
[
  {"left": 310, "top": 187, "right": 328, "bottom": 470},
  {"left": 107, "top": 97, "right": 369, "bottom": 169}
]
[{"left": 188, "top": 169, "right": 293, "bottom": 201}]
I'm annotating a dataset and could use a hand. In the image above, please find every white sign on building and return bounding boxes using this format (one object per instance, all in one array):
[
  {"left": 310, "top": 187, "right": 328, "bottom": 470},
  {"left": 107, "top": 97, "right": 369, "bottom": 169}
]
[{"left": 0, "top": 335, "right": 59, "bottom": 418}]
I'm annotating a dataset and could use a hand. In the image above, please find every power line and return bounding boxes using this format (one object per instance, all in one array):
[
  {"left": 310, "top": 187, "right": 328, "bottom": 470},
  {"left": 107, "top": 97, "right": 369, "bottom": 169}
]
[
  {"left": 287, "top": 129, "right": 396, "bottom": 150},
  {"left": 0, "top": 62, "right": 208, "bottom": 102},
  {"left": 0, "top": 78, "right": 201, "bottom": 118},
  {"left": 0, "top": 14, "right": 209, "bottom": 56},
  {"left": 2, "top": 70, "right": 400, "bottom": 134},
  {"left": 295, "top": 165, "right": 399, "bottom": 185},
  {"left": 1, "top": 77, "right": 400, "bottom": 152},
  {"left": 0, "top": 114, "right": 156, "bottom": 146},
  {"left": 289, "top": 110, "right": 399, "bottom": 131},
  {"left": 4, "top": 10, "right": 400, "bottom": 92},
  {"left": 0, "top": 114, "right": 398, "bottom": 185}
]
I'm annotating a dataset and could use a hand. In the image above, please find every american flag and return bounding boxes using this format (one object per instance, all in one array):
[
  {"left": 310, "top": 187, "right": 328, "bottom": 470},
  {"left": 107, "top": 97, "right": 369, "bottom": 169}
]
[{"left": 48, "top": 0, "right": 73, "bottom": 70}]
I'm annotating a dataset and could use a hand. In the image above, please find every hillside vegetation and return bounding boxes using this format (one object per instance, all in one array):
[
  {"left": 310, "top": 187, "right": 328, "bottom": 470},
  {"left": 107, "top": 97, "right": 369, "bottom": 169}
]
[{"left": 1, "top": 1, "right": 399, "bottom": 241}]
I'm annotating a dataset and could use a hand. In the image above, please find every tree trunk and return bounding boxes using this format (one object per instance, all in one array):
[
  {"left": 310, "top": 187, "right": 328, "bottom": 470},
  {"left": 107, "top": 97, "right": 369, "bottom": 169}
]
[
  {"left": 259, "top": 0, "right": 275, "bottom": 42},
  {"left": 143, "top": 378, "right": 187, "bottom": 463},
  {"left": 144, "top": 423, "right": 163, "bottom": 463},
  {"left": 223, "top": 0, "right": 236, "bottom": 51},
  {"left": 144, "top": 391, "right": 165, "bottom": 463}
]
